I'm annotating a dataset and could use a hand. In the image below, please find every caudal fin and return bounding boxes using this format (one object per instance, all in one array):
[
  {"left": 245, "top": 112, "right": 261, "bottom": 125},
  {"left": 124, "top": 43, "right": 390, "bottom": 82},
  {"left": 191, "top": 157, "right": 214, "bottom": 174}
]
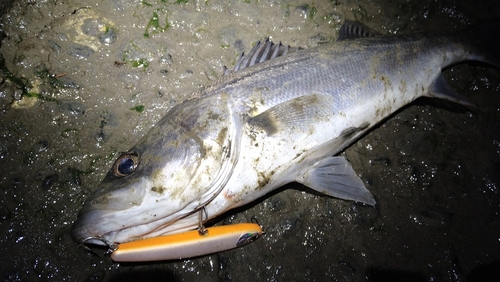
[{"left": 463, "top": 19, "right": 500, "bottom": 68}]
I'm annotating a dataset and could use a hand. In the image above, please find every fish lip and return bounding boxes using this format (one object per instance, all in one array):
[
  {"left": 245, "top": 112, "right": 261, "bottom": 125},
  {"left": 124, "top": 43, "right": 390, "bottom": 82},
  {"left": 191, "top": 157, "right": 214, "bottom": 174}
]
[
  {"left": 71, "top": 219, "right": 117, "bottom": 248},
  {"left": 71, "top": 220, "right": 103, "bottom": 246},
  {"left": 71, "top": 208, "right": 115, "bottom": 247},
  {"left": 81, "top": 236, "right": 109, "bottom": 247}
]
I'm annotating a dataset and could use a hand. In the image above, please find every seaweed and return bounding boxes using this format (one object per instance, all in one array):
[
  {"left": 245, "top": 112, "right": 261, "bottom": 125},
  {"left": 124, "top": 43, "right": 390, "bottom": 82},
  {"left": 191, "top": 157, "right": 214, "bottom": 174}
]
[
  {"left": 130, "top": 105, "right": 145, "bottom": 113},
  {"left": 0, "top": 53, "right": 30, "bottom": 95},
  {"left": 143, "top": 11, "right": 171, "bottom": 38}
]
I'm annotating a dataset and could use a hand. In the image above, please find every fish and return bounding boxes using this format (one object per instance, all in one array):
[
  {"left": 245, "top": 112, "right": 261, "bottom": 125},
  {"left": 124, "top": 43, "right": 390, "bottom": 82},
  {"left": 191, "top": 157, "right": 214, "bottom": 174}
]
[{"left": 72, "top": 20, "right": 500, "bottom": 250}]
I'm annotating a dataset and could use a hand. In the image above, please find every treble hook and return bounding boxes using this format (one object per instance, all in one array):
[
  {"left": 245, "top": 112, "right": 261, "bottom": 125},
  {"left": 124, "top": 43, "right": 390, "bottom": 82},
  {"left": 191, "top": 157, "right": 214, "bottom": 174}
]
[
  {"left": 197, "top": 206, "right": 209, "bottom": 236},
  {"left": 250, "top": 215, "right": 265, "bottom": 234}
]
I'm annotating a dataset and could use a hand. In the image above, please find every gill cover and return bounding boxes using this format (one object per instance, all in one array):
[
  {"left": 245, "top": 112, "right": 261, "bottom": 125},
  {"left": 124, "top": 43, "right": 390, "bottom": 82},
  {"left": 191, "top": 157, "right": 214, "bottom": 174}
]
[{"left": 72, "top": 92, "right": 241, "bottom": 244}]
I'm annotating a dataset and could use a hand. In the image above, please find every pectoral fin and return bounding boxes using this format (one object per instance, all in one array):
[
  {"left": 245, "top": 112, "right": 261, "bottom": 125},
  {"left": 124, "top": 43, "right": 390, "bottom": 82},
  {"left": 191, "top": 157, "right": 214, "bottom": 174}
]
[
  {"left": 296, "top": 156, "right": 376, "bottom": 206},
  {"left": 248, "top": 94, "right": 334, "bottom": 135}
]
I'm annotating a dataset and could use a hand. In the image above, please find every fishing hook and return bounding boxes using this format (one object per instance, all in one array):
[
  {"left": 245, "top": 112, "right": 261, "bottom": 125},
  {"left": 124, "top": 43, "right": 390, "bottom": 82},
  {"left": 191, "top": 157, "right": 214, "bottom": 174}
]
[{"left": 197, "top": 206, "right": 209, "bottom": 236}]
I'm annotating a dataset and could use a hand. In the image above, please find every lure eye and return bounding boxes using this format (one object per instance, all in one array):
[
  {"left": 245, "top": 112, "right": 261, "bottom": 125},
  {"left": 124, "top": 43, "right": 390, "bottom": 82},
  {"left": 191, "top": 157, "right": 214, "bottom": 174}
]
[{"left": 113, "top": 152, "right": 139, "bottom": 177}]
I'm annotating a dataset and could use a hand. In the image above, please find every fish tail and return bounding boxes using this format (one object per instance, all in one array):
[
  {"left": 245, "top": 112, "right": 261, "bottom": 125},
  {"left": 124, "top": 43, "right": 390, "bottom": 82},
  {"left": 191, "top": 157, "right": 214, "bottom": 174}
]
[
  {"left": 425, "top": 21, "right": 500, "bottom": 109},
  {"left": 463, "top": 19, "right": 500, "bottom": 68}
]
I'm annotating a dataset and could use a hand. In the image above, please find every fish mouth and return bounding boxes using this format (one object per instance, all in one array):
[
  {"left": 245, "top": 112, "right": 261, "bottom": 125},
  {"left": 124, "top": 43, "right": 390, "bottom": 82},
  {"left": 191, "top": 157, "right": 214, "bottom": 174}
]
[
  {"left": 71, "top": 209, "right": 115, "bottom": 247},
  {"left": 71, "top": 207, "right": 202, "bottom": 248},
  {"left": 70, "top": 177, "right": 152, "bottom": 247},
  {"left": 81, "top": 236, "right": 111, "bottom": 247}
]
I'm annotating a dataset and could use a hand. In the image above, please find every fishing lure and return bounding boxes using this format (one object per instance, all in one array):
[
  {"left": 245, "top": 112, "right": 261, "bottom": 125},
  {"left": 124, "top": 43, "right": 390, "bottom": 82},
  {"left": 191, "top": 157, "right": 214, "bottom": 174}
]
[{"left": 109, "top": 223, "right": 263, "bottom": 262}]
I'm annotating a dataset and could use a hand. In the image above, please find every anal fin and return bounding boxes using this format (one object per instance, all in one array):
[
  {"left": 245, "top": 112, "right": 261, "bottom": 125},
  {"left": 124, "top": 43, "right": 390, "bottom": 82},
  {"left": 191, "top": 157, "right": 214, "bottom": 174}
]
[
  {"left": 296, "top": 156, "right": 376, "bottom": 206},
  {"left": 427, "top": 73, "right": 475, "bottom": 109}
]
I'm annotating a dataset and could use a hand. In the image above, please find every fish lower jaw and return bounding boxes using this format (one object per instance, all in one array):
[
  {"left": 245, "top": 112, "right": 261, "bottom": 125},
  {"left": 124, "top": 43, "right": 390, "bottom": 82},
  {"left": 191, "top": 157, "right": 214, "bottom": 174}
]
[
  {"left": 82, "top": 237, "right": 110, "bottom": 247},
  {"left": 103, "top": 216, "right": 201, "bottom": 244}
]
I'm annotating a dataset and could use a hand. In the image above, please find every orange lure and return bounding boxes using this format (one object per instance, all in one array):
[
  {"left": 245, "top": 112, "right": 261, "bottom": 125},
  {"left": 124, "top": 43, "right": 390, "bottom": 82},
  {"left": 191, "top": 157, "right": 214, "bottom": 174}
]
[{"left": 110, "top": 223, "right": 263, "bottom": 262}]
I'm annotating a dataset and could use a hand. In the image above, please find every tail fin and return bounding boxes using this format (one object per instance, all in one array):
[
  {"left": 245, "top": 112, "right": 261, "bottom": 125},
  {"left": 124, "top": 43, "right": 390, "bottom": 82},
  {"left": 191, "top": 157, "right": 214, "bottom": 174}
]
[{"left": 463, "top": 19, "right": 500, "bottom": 68}]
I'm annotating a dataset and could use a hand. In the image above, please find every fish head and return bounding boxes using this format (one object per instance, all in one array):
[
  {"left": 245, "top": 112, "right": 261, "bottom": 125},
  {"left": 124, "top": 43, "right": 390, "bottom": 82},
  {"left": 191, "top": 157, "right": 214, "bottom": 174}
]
[{"left": 72, "top": 95, "right": 241, "bottom": 247}]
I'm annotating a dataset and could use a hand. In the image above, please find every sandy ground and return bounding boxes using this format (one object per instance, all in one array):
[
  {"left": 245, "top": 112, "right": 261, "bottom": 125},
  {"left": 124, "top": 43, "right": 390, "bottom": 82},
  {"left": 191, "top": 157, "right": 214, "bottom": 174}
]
[{"left": 0, "top": 0, "right": 499, "bottom": 281}]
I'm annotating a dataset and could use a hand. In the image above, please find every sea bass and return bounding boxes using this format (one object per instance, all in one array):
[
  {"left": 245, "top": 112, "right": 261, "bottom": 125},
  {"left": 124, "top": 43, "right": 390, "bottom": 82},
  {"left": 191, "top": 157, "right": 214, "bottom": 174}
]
[{"left": 72, "top": 21, "right": 499, "bottom": 248}]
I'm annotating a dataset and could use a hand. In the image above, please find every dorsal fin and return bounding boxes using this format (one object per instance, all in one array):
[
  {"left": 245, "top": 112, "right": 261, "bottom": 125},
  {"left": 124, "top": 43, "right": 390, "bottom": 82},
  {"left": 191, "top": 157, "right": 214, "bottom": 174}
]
[
  {"left": 224, "top": 39, "right": 300, "bottom": 75},
  {"left": 337, "top": 21, "right": 382, "bottom": 41}
]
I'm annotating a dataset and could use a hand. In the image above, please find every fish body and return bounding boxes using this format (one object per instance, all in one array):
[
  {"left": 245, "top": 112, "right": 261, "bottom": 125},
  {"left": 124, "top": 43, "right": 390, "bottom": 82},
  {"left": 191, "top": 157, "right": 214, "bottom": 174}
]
[{"left": 72, "top": 21, "right": 499, "bottom": 247}]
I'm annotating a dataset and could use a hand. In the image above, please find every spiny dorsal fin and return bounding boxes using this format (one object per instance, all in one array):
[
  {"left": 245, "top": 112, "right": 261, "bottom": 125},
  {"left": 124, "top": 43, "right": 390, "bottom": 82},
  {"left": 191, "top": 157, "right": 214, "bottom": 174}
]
[
  {"left": 224, "top": 38, "right": 300, "bottom": 75},
  {"left": 337, "top": 21, "right": 382, "bottom": 41}
]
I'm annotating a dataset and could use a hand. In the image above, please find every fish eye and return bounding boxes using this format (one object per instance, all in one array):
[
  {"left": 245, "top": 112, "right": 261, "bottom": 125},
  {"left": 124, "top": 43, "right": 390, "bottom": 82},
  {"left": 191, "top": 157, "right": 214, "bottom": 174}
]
[{"left": 113, "top": 152, "right": 139, "bottom": 177}]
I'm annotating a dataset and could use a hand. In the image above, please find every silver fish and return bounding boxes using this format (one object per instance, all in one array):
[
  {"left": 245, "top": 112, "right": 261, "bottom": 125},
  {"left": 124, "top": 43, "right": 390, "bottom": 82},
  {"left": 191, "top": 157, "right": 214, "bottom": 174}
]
[{"left": 72, "top": 21, "right": 499, "bottom": 247}]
